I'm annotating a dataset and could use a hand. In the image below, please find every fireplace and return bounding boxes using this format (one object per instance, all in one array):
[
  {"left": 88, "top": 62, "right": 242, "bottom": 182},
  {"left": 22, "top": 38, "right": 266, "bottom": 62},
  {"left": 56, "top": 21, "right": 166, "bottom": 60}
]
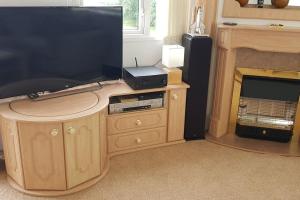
[
  {"left": 208, "top": 25, "right": 300, "bottom": 155},
  {"left": 231, "top": 68, "right": 300, "bottom": 143}
]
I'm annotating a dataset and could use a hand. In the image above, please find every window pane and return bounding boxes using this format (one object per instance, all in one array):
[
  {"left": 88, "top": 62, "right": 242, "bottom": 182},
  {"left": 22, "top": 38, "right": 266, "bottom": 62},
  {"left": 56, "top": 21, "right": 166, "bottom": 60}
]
[
  {"left": 83, "top": 0, "right": 140, "bottom": 30},
  {"left": 150, "top": 0, "right": 156, "bottom": 32},
  {"left": 121, "top": 0, "right": 139, "bottom": 30}
]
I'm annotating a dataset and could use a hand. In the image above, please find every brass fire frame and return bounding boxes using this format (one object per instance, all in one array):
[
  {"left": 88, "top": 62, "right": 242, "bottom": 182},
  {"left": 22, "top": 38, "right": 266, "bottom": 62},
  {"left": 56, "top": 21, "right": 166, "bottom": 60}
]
[{"left": 229, "top": 68, "right": 300, "bottom": 137}]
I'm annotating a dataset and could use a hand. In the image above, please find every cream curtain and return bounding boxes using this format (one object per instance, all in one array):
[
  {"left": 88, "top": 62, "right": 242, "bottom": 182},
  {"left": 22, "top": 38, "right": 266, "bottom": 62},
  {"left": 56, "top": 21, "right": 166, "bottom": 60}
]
[{"left": 163, "top": 0, "right": 191, "bottom": 44}]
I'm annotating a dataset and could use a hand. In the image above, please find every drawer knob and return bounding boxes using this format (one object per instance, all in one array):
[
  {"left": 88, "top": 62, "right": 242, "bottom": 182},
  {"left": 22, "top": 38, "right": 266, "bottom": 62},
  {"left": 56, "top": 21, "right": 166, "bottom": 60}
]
[
  {"left": 172, "top": 94, "right": 178, "bottom": 100},
  {"left": 136, "top": 120, "right": 142, "bottom": 126},
  {"left": 50, "top": 129, "right": 59, "bottom": 137},
  {"left": 262, "top": 130, "right": 267, "bottom": 135},
  {"left": 136, "top": 138, "right": 142, "bottom": 144},
  {"left": 68, "top": 127, "right": 76, "bottom": 135}
]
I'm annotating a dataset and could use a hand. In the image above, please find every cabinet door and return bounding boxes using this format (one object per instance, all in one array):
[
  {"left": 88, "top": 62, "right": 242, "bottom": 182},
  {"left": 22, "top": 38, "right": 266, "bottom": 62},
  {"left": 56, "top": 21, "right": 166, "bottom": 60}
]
[
  {"left": 0, "top": 118, "right": 24, "bottom": 187},
  {"left": 168, "top": 89, "right": 187, "bottom": 142},
  {"left": 18, "top": 122, "right": 66, "bottom": 190},
  {"left": 64, "top": 114, "right": 101, "bottom": 189}
]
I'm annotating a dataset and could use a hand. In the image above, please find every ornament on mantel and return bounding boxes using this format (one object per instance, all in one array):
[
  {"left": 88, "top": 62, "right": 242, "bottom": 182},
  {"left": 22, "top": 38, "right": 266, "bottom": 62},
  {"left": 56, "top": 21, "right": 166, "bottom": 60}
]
[
  {"left": 271, "top": 0, "right": 289, "bottom": 8},
  {"left": 190, "top": 0, "right": 205, "bottom": 35},
  {"left": 257, "top": 0, "right": 264, "bottom": 8},
  {"left": 235, "top": 0, "right": 249, "bottom": 7}
]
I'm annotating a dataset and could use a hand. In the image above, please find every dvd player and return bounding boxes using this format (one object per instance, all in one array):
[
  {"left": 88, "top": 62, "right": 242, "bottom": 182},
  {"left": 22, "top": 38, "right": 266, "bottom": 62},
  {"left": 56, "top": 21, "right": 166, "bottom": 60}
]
[{"left": 109, "top": 92, "right": 164, "bottom": 114}]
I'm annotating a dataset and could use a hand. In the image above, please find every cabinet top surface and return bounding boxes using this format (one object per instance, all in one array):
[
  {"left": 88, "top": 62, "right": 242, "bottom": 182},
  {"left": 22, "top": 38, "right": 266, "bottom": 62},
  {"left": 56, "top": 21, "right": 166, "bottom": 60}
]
[
  {"left": 10, "top": 92, "right": 99, "bottom": 118},
  {"left": 0, "top": 81, "right": 189, "bottom": 122}
]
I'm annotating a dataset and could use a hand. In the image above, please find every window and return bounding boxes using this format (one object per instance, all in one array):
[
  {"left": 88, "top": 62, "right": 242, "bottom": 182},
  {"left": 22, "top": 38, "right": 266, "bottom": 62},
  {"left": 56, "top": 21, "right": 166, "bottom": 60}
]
[{"left": 83, "top": 0, "right": 157, "bottom": 35}]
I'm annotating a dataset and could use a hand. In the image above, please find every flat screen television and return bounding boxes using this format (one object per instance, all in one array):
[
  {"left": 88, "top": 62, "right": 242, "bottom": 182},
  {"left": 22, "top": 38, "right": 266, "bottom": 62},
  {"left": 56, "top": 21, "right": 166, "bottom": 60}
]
[{"left": 0, "top": 6, "right": 123, "bottom": 99}]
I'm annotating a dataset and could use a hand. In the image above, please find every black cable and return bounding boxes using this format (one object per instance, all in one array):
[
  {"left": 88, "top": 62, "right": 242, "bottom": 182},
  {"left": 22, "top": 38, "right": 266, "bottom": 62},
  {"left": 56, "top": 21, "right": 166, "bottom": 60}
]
[
  {"left": 153, "top": 59, "right": 162, "bottom": 66},
  {"left": 135, "top": 57, "right": 138, "bottom": 67},
  {"left": 133, "top": 58, "right": 162, "bottom": 67}
]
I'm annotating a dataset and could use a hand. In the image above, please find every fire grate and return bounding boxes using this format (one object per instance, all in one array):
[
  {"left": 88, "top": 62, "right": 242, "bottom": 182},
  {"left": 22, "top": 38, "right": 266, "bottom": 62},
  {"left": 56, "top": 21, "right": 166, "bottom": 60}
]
[{"left": 238, "top": 97, "right": 297, "bottom": 131}]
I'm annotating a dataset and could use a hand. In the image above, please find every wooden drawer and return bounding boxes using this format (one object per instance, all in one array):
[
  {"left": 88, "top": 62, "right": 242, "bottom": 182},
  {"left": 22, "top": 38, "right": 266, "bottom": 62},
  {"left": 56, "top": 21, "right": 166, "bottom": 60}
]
[
  {"left": 107, "top": 109, "right": 167, "bottom": 135},
  {"left": 108, "top": 127, "right": 167, "bottom": 153}
]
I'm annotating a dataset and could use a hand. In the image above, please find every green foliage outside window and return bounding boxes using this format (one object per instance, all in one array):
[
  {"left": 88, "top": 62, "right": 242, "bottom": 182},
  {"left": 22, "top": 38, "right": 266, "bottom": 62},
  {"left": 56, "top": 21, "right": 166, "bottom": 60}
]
[
  {"left": 150, "top": 0, "right": 156, "bottom": 30},
  {"left": 119, "top": 0, "right": 139, "bottom": 29},
  {"left": 98, "top": 0, "right": 156, "bottom": 31}
]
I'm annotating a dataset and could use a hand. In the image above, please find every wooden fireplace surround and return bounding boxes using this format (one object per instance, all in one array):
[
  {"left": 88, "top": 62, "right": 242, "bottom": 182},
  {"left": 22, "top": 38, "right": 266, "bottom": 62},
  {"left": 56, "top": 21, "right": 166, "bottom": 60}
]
[{"left": 209, "top": 25, "right": 300, "bottom": 138}]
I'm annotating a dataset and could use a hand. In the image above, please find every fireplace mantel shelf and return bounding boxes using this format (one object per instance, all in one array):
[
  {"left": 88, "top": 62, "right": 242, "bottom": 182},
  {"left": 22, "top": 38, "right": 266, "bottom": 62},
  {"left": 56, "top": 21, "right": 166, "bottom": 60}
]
[
  {"left": 218, "top": 25, "right": 300, "bottom": 54},
  {"left": 209, "top": 25, "right": 300, "bottom": 138}
]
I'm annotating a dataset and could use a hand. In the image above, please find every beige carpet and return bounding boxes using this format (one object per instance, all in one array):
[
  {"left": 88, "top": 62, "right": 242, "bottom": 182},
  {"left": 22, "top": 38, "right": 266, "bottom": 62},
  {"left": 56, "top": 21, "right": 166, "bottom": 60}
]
[{"left": 1, "top": 141, "right": 300, "bottom": 200}]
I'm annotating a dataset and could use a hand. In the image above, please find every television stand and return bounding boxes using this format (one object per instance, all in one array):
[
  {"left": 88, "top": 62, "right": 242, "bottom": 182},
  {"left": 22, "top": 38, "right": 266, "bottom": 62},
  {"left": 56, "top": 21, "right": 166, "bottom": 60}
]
[{"left": 0, "top": 81, "right": 189, "bottom": 197}]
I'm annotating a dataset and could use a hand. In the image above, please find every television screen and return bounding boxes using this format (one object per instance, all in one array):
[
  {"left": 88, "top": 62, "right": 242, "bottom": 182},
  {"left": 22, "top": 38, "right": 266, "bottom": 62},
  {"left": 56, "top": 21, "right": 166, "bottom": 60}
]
[{"left": 0, "top": 7, "right": 123, "bottom": 99}]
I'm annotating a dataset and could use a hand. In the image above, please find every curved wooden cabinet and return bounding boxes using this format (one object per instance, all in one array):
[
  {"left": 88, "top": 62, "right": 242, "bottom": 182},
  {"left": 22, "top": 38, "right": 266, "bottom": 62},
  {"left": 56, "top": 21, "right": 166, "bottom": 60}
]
[
  {"left": 0, "top": 98, "right": 108, "bottom": 196},
  {"left": 1, "top": 112, "right": 107, "bottom": 195},
  {"left": 0, "top": 81, "right": 189, "bottom": 197},
  {"left": 0, "top": 118, "right": 24, "bottom": 187}
]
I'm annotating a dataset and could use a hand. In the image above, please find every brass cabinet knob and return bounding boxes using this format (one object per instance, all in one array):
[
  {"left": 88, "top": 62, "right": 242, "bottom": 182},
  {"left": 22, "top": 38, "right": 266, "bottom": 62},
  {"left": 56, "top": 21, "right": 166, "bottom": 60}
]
[
  {"left": 50, "top": 129, "right": 59, "bottom": 136},
  {"left": 136, "top": 138, "right": 142, "bottom": 144},
  {"left": 68, "top": 127, "right": 76, "bottom": 135},
  {"left": 172, "top": 94, "right": 178, "bottom": 100},
  {"left": 136, "top": 120, "right": 142, "bottom": 126},
  {"left": 262, "top": 130, "right": 267, "bottom": 135}
]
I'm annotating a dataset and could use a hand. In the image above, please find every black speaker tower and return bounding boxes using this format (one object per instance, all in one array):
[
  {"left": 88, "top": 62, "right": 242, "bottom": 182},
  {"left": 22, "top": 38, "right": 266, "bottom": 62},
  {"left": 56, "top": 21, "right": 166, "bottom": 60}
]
[{"left": 182, "top": 34, "right": 213, "bottom": 140}]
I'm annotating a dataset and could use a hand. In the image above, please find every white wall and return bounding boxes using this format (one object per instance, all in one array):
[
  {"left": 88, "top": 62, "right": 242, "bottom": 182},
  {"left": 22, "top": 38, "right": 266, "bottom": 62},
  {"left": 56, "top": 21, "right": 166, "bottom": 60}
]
[{"left": 123, "top": 39, "right": 163, "bottom": 67}]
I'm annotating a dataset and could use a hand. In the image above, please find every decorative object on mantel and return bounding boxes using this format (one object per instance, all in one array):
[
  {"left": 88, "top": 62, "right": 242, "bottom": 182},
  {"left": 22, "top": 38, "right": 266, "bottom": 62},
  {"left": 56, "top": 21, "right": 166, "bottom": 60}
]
[
  {"left": 257, "top": 0, "right": 264, "bottom": 8},
  {"left": 271, "top": 0, "right": 289, "bottom": 8},
  {"left": 269, "top": 23, "right": 285, "bottom": 30},
  {"left": 223, "top": 22, "right": 238, "bottom": 26},
  {"left": 236, "top": 0, "right": 249, "bottom": 7}
]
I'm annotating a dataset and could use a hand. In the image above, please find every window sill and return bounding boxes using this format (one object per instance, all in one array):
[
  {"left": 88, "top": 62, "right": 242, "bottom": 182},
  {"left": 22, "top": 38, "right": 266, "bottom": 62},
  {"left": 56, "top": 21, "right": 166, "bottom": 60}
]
[{"left": 123, "top": 34, "right": 163, "bottom": 43}]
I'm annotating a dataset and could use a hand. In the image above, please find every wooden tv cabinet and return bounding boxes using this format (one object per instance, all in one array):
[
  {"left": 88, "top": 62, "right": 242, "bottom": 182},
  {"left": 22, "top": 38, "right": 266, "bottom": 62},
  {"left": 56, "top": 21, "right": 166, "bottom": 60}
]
[{"left": 0, "top": 81, "right": 189, "bottom": 197}]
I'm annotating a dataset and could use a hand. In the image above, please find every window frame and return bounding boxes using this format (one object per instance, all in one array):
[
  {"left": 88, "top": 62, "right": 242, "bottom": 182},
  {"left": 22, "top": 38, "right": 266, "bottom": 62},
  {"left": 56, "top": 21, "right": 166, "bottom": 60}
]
[
  {"left": 82, "top": 0, "right": 156, "bottom": 36},
  {"left": 123, "top": 0, "right": 145, "bottom": 35}
]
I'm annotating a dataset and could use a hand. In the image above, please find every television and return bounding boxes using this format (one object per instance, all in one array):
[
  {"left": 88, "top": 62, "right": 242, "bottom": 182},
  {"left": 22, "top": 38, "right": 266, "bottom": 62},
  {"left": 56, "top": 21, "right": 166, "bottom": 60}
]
[{"left": 0, "top": 6, "right": 123, "bottom": 99}]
